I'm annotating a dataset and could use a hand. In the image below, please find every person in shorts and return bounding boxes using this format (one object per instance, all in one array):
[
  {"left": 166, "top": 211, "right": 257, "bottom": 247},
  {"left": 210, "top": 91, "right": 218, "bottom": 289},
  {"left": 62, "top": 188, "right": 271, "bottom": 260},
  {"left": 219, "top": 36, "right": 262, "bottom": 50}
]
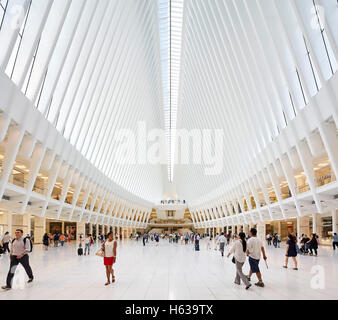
[{"left": 246, "top": 228, "right": 267, "bottom": 288}]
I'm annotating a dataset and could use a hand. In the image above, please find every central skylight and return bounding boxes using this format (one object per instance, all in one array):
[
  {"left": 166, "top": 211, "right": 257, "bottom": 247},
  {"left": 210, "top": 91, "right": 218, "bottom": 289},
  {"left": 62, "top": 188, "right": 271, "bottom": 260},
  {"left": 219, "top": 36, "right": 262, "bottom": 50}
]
[{"left": 158, "top": 0, "right": 184, "bottom": 183}]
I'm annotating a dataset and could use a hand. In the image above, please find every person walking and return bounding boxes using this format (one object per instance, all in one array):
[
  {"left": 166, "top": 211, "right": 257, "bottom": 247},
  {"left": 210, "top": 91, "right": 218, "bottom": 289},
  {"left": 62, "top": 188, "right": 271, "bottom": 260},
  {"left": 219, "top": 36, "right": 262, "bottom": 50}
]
[
  {"left": 102, "top": 232, "right": 117, "bottom": 286},
  {"left": 43, "top": 233, "right": 49, "bottom": 251},
  {"left": 246, "top": 228, "right": 267, "bottom": 288},
  {"left": 227, "top": 232, "right": 251, "bottom": 290},
  {"left": 2, "top": 229, "right": 34, "bottom": 291},
  {"left": 218, "top": 233, "right": 226, "bottom": 257},
  {"left": 283, "top": 234, "right": 298, "bottom": 270},
  {"left": 194, "top": 233, "right": 200, "bottom": 251},
  {"left": 60, "top": 234, "right": 66, "bottom": 247},
  {"left": 307, "top": 233, "right": 318, "bottom": 256},
  {"left": 53, "top": 233, "right": 59, "bottom": 247},
  {"left": 185, "top": 234, "right": 189, "bottom": 245},
  {"left": 272, "top": 234, "right": 278, "bottom": 248},
  {"left": 207, "top": 234, "right": 212, "bottom": 250},
  {"left": 226, "top": 233, "right": 231, "bottom": 246},
  {"left": 332, "top": 233, "right": 338, "bottom": 251},
  {"left": 143, "top": 233, "right": 147, "bottom": 246},
  {"left": 214, "top": 233, "right": 220, "bottom": 251},
  {"left": 1, "top": 232, "right": 11, "bottom": 254},
  {"left": 84, "top": 235, "right": 91, "bottom": 256},
  {"left": 155, "top": 233, "right": 160, "bottom": 247},
  {"left": 266, "top": 234, "right": 272, "bottom": 246}
]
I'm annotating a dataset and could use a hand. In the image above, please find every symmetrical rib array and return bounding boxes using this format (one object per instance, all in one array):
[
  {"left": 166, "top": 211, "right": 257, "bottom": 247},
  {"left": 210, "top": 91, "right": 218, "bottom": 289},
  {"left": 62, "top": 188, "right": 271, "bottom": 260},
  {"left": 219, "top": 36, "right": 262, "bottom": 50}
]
[{"left": 176, "top": 0, "right": 338, "bottom": 227}]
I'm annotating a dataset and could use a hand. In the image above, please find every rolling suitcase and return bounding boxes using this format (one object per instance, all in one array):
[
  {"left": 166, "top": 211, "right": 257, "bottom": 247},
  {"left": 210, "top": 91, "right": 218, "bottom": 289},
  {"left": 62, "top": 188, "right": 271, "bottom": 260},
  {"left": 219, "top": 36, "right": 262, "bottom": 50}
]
[
  {"left": 195, "top": 242, "right": 200, "bottom": 251},
  {"left": 78, "top": 244, "right": 83, "bottom": 256}
]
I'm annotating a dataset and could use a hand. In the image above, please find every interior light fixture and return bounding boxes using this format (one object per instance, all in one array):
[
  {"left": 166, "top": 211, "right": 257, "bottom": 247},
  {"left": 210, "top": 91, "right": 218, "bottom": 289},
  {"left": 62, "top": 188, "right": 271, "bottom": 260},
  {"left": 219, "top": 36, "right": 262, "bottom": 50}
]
[{"left": 318, "top": 163, "right": 329, "bottom": 167}]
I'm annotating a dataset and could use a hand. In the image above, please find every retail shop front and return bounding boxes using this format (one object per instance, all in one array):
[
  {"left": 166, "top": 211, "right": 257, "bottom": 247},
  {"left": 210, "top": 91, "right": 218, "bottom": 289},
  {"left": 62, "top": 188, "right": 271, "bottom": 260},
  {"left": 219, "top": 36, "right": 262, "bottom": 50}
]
[{"left": 264, "top": 210, "right": 337, "bottom": 245}]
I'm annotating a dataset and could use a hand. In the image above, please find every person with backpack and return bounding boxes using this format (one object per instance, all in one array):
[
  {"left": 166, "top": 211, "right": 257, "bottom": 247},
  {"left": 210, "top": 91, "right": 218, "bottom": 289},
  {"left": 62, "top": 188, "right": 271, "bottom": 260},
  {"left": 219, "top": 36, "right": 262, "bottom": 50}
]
[{"left": 1, "top": 229, "right": 34, "bottom": 291}]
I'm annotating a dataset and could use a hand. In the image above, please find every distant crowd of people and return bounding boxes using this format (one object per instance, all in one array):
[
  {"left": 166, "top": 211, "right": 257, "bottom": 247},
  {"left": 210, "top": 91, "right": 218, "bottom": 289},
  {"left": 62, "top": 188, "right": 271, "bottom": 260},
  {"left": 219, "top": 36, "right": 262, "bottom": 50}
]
[
  {"left": 42, "top": 233, "right": 71, "bottom": 250},
  {"left": 133, "top": 232, "right": 203, "bottom": 249}
]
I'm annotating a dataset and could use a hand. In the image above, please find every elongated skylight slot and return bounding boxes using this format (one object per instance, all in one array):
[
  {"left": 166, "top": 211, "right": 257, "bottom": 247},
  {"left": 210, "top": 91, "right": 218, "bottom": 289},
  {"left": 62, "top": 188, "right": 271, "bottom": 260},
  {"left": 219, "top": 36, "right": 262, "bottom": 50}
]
[{"left": 158, "top": 0, "right": 184, "bottom": 183}]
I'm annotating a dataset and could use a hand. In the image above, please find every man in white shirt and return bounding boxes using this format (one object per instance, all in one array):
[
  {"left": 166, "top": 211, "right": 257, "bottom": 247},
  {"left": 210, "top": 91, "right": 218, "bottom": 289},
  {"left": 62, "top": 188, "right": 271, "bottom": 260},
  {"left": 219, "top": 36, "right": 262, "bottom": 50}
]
[
  {"left": 246, "top": 228, "right": 267, "bottom": 288},
  {"left": 2, "top": 229, "right": 34, "bottom": 291},
  {"left": 218, "top": 233, "right": 226, "bottom": 257}
]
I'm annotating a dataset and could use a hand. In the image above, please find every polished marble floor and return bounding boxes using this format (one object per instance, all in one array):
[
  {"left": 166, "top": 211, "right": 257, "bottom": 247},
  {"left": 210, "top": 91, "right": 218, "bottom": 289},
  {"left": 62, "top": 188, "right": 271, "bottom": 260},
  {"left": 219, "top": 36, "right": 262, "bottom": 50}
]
[{"left": 0, "top": 238, "right": 337, "bottom": 300}]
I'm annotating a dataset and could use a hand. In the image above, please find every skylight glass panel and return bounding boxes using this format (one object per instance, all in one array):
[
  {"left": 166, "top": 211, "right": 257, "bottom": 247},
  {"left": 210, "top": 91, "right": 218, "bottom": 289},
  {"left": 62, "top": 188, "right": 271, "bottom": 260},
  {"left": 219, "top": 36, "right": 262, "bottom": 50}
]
[{"left": 158, "top": 0, "right": 184, "bottom": 183}]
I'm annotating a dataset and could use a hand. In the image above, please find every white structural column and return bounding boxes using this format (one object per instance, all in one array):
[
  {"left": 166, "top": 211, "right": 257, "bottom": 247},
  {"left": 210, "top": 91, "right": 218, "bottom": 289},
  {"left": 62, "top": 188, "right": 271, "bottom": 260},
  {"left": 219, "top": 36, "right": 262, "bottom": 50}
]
[
  {"left": 34, "top": 217, "right": 46, "bottom": 244},
  {"left": 77, "top": 223, "right": 86, "bottom": 240},
  {"left": 312, "top": 213, "right": 317, "bottom": 234},
  {"left": 257, "top": 222, "right": 266, "bottom": 243}
]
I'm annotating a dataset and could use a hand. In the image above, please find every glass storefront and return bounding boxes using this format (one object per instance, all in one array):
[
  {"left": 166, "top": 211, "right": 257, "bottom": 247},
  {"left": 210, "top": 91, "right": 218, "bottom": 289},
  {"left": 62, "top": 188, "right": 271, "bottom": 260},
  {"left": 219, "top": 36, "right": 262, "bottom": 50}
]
[
  {"left": 65, "top": 223, "right": 76, "bottom": 240},
  {"left": 321, "top": 216, "right": 333, "bottom": 240},
  {"left": 49, "top": 222, "right": 62, "bottom": 235}
]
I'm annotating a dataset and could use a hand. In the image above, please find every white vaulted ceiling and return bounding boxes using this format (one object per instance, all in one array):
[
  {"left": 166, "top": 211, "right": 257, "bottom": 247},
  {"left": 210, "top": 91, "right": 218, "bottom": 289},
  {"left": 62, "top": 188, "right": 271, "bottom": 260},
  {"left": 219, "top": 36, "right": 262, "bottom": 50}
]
[
  {"left": 0, "top": 0, "right": 164, "bottom": 203},
  {"left": 176, "top": 0, "right": 338, "bottom": 207},
  {"left": 0, "top": 0, "right": 338, "bottom": 214}
]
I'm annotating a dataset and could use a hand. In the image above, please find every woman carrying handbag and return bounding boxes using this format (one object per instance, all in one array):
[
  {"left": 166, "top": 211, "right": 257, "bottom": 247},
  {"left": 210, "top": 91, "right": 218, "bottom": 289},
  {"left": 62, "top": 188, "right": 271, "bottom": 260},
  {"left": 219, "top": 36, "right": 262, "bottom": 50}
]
[
  {"left": 227, "top": 232, "right": 251, "bottom": 290},
  {"left": 97, "top": 232, "right": 117, "bottom": 286}
]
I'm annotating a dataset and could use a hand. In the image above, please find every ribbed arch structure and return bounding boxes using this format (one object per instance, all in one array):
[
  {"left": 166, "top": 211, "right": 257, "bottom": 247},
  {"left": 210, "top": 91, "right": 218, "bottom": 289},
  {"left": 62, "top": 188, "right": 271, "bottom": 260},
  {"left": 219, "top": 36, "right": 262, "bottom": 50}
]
[
  {"left": 177, "top": 0, "right": 338, "bottom": 227},
  {"left": 0, "top": 0, "right": 166, "bottom": 229},
  {"left": 0, "top": 0, "right": 338, "bottom": 231},
  {"left": 0, "top": 0, "right": 164, "bottom": 203}
]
